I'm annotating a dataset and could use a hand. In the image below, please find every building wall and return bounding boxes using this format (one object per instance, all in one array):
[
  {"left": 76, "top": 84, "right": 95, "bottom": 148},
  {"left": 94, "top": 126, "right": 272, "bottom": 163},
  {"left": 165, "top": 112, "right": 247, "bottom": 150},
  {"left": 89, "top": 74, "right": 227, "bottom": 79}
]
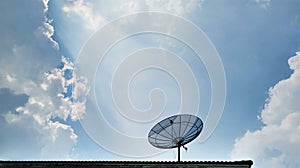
[{"left": 0, "top": 160, "right": 253, "bottom": 168}]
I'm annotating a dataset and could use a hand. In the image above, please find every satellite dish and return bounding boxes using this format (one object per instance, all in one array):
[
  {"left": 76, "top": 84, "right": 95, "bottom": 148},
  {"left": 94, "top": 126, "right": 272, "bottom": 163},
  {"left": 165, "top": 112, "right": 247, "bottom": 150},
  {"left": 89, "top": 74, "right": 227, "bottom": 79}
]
[{"left": 148, "top": 114, "right": 203, "bottom": 162}]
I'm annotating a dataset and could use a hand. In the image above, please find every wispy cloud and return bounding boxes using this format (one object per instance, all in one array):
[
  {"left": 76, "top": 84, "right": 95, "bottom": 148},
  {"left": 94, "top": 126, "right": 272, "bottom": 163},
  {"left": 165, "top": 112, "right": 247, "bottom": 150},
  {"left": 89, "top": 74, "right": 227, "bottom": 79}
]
[
  {"left": 41, "top": 0, "right": 59, "bottom": 49},
  {"left": 60, "top": 0, "right": 203, "bottom": 32},
  {"left": 255, "top": 0, "right": 271, "bottom": 9},
  {"left": 145, "top": 0, "right": 203, "bottom": 15},
  {"left": 231, "top": 52, "right": 300, "bottom": 167},
  {"left": 119, "top": 0, "right": 204, "bottom": 15},
  {"left": 62, "top": 0, "right": 107, "bottom": 30}
]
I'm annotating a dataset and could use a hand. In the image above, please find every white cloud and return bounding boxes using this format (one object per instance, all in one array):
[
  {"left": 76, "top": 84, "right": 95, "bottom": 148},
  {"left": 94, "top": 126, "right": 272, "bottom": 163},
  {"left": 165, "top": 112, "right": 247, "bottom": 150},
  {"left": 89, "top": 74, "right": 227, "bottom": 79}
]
[
  {"left": 40, "top": 121, "right": 78, "bottom": 159},
  {"left": 255, "top": 0, "right": 271, "bottom": 9},
  {"left": 40, "top": 56, "right": 89, "bottom": 121},
  {"left": 1, "top": 55, "right": 89, "bottom": 159},
  {"left": 62, "top": 0, "right": 106, "bottom": 30},
  {"left": 145, "top": 0, "right": 203, "bottom": 15},
  {"left": 0, "top": 0, "right": 89, "bottom": 159},
  {"left": 42, "top": 0, "right": 49, "bottom": 13},
  {"left": 41, "top": 20, "right": 59, "bottom": 50},
  {"left": 60, "top": 0, "right": 202, "bottom": 33},
  {"left": 119, "top": 0, "right": 143, "bottom": 14},
  {"left": 231, "top": 52, "right": 300, "bottom": 168},
  {"left": 40, "top": 0, "right": 59, "bottom": 49}
]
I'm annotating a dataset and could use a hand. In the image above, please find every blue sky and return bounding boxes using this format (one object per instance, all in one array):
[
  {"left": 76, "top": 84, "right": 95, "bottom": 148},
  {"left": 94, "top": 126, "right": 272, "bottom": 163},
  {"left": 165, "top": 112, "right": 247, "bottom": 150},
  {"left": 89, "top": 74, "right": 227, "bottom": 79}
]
[{"left": 0, "top": 0, "right": 300, "bottom": 167}]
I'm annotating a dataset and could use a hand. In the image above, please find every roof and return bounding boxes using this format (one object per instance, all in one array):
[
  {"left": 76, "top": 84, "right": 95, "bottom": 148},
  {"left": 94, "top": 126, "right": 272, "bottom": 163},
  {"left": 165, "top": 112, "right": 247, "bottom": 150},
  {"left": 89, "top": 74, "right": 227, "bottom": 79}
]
[{"left": 0, "top": 160, "right": 253, "bottom": 168}]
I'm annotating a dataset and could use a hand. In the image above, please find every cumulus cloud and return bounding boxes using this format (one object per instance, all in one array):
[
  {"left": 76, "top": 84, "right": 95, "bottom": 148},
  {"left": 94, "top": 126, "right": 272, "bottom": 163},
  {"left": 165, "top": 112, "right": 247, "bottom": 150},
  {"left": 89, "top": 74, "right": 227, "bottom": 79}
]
[
  {"left": 0, "top": 0, "right": 89, "bottom": 159},
  {"left": 231, "top": 52, "right": 300, "bottom": 168},
  {"left": 40, "top": 56, "right": 89, "bottom": 121},
  {"left": 62, "top": 0, "right": 106, "bottom": 30},
  {"left": 0, "top": 55, "right": 89, "bottom": 159}
]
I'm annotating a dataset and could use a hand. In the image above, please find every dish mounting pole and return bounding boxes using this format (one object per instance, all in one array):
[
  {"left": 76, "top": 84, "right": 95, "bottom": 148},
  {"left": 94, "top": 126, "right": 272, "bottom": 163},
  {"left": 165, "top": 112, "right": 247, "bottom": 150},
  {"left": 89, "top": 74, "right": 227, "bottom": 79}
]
[
  {"left": 177, "top": 144, "right": 181, "bottom": 162},
  {"left": 177, "top": 140, "right": 183, "bottom": 162}
]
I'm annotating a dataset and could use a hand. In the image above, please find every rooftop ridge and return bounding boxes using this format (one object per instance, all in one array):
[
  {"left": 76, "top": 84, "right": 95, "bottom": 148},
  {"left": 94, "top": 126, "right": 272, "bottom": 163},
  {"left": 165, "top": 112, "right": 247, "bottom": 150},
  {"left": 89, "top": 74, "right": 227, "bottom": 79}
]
[{"left": 0, "top": 160, "right": 253, "bottom": 164}]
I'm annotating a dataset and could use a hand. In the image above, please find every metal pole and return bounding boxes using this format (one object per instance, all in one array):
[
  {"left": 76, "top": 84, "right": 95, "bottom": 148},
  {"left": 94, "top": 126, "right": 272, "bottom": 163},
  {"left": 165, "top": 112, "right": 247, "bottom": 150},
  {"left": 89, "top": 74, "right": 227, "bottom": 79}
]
[{"left": 178, "top": 145, "right": 180, "bottom": 162}]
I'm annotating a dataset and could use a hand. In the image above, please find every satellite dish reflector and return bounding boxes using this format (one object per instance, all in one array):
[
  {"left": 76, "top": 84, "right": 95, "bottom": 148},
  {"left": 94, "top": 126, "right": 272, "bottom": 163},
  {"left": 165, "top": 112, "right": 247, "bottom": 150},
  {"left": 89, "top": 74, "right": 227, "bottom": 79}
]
[{"left": 148, "top": 114, "right": 203, "bottom": 162}]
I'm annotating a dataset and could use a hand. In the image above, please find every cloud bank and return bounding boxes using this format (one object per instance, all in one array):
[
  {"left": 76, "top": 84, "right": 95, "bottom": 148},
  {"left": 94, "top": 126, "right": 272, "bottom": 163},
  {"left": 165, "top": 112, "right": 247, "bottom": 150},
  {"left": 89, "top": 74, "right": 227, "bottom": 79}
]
[
  {"left": 0, "top": 0, "right": 88, "bottom": 159},
  {"left": 0, "top": 0, "right": 203, "bottom": 160},
  {"left": 231, "top": 52, "right": 300, "bottom": 168}
]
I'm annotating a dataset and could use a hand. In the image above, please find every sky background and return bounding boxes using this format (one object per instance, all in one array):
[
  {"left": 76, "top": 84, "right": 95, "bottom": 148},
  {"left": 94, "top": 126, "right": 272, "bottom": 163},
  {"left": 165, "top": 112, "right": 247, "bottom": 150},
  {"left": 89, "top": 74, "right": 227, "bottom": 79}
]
[{"left": 0, "top": 0, "right": 300, "bottom": 167}]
